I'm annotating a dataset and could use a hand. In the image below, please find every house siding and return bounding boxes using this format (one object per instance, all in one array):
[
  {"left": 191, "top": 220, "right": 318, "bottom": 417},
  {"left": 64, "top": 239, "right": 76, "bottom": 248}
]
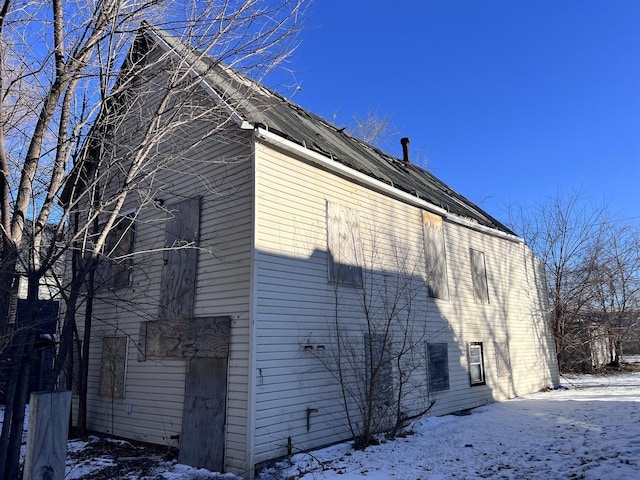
[
  {"left": 68, "top": 26, "right": 559, "bottom": 479},
  {"left": 251, "top": 140, "right": 558, "bottom": 467},
  {"left": 81, "top": 130, "right": 254, "bottom": 474}
]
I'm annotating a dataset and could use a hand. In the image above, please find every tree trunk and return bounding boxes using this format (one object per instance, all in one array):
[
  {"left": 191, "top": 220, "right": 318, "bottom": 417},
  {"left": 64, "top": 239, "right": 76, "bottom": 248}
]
[
  {"left": 0, "top": 245, "right": 18, "bottom": 338},
  {"left": 76, "top": 252, "right": 97, "bottom": 439},
  {"left": 0, "top": 271, "right": 39, "bottom": 480},
  {"left": 69, "top": 207, "right": 98, "bottom": 438}
]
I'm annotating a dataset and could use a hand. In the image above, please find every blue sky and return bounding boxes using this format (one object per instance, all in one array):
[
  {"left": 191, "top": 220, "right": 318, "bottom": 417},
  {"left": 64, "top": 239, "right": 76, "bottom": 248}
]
[{"left": 277, "top": 1, "right": 640, "bottom": 227}]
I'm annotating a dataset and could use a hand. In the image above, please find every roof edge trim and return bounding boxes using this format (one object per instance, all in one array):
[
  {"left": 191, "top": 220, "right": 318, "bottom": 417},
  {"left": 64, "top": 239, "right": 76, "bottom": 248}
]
[
  {"left": 142, "top": 24, "right": 250, "bottom": 130},
  {"left": 255, "top": 127, "right": 523, "bottom": 244}
]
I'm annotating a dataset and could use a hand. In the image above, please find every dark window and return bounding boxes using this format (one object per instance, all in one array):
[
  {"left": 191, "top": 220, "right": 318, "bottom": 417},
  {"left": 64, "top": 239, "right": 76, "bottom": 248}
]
[
  {"left": 16, "top": 299, "right": 59, "bottom": 334},
  {"left": 470, "top": 249, "right": 489, "bottom": 304},
  {"left": 427, "top": 343, "right": 450, "bottom": 392},
  {"left": 364, "top": 333, "right": 393, "bottom": 406},
  {"left": 99, "top": 215, "right": 135, "bottom": 289},
  {"left": 468, "top": 342, "right": 486, "bottom": 386},
  {"left": 327, "top": 201, "right": 362, "bottom": 286},
  {"left": 422, "top": 211, "right": 449, "bottom": 299}
]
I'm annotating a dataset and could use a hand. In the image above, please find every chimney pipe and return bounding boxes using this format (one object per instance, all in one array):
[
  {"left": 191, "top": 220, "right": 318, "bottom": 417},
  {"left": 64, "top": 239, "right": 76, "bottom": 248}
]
[{"left": 401, "top": 137, "right": 410, "bottom": 163}]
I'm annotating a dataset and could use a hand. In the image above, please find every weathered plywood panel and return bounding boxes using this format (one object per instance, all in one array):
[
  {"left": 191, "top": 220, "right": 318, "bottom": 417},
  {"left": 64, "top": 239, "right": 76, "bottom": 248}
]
[
  {"left": 179, "top": 357, "right": 228, "bottom": 472},
  {"left": 139, "top": 316, "right": 230, "bottom": 360},
  {"left": 98, "top": 337, "right": 128, "bottom": 398},
  {"left": 422, "top": 211, "right": 449, "bottom": 299},
  {"left": 159, "top": 197, "right": 201, "bottom": 321},
  {"left": 470, "top": 248, "right": 490, "bottom": 304}
]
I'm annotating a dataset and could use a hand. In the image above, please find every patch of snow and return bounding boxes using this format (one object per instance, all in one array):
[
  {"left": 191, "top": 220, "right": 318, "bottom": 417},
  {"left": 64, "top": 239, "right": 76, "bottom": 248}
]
[
  {"left": 621, "top": 355, "right": 640, "bottom": 364},
  {"left": 271, "top": 368, "right": 640, "bottom": 480},
  {"left": 3, "top": 365, "right": 640, "bottom": 479},
  {"left": 150, "top": 462, "right": 240, "bottom": 479}
]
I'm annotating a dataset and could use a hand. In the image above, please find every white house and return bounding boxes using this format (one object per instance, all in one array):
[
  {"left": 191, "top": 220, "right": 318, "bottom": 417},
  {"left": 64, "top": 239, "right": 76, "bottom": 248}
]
[{"left": 69, "top": 23, "right": 559, "bottom": 477}]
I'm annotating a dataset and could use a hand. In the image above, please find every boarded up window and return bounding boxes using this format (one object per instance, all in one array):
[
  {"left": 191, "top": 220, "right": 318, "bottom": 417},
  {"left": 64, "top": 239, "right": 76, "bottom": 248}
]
[
  {"left": 427, "top": 343, "right": 449, "bottom": 392},
  {"left": 159, "top": 197, "right": 201, "bottom": 320},
  {"left": 495, "top": 342, "right": 511, "bottom": 377},
  {"left": 99, "top": 215, "right": 135, "bottom": 289},
  {"left": 470, "top": 249, "right": 489, "bottom": 304},
  {"left": 98, "top": 337, "right": 128, "bottom": 398},
  {"left": 468, "top": 342, "right": 485, "bottom": 386},
  {"left": 422, "top": 211, "right": 449, "bottom": 299},
  {"left": 326, "top": 201, "right": 362, "bottom": 287},
  {"left": 138, "top": 316, "right": 230, "bottom": 361},
  {"left": 364, "top": 333, "right": 393, "bottom": 406}
]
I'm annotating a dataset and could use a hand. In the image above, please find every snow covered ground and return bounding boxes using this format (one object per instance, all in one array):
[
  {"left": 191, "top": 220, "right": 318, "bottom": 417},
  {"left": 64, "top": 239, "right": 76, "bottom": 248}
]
[
  {"left": 265, "top": 360, "right": 640, "bottom": 480},
  {"left": 2, "top": 358, "right": 640, "bottom": 479}
]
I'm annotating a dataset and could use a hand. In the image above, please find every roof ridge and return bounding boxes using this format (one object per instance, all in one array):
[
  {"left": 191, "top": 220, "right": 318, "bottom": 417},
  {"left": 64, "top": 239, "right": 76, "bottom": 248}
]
[{"left": 139, "top": 22, "right": 515, "bottom": 236}]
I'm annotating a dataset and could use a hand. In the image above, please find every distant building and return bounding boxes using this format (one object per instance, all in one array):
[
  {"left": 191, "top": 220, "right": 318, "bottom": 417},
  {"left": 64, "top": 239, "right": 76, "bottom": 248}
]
[{"left": 0, "top": 223, "right": 63, "bottom": 401}]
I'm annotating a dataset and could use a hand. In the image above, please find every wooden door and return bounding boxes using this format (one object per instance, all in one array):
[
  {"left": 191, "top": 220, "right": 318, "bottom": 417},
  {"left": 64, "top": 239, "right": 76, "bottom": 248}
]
[{"left": 179, "top": 357, "right": 227, "bottom": 471}]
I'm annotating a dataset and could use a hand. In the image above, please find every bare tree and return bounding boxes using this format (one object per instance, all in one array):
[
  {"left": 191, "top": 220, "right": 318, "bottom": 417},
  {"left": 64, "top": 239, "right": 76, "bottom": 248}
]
[
  {"left": 0, "top": 2, "right": 304, "bottom": 477},
  {"left": 320, "top": 204, "right": 438, "bottom": 448},
  {"left": 587, "top": 225, "right": 640, "bottom": 363},
  {"left": 507, "top": 190, "right": 640, "bottom": 372},
  {"left": 351, "top": 109, "right": 398, "bottom": 151},
  {"left": 349, "top": 109, "right": 428, "bottom": 166}
]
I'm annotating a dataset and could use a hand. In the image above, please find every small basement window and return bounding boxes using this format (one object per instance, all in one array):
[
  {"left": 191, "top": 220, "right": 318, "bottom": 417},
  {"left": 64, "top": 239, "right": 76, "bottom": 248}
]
[{"left": 468, "top": 342, "right": 485, "bottom": 386}]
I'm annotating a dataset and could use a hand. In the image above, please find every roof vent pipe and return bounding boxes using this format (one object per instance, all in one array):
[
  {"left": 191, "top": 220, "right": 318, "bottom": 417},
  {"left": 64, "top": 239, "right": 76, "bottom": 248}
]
[{"left": 401, "top": 137, "right": 410, "bottom": 163}]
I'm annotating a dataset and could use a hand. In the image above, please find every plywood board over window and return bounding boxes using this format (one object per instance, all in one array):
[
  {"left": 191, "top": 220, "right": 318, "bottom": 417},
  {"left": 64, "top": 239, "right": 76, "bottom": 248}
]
[
  {"left": 326, "top": 201, "right": 362, "bottom": 286},
  {"left": 138, "top": 316, "right": 231, "bottom": 361},
  {"left": 422, "top": 211, "right": 449, "bottom": 299},
  {"left": 99, "top": 336, "right": 128, "bottom": 398},
  {"left": 495, "top": 342, "right": 512, "bottom": 377},
  {"left": 159, "top": 197, "right": 201, "bottom": 320},
  {"left": 470, "top": 249, "right": 489, "bottom": 304}
]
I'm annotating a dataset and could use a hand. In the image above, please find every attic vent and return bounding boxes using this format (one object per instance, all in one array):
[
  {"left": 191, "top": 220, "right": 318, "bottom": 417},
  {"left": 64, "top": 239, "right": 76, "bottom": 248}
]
[{"left": 401, "top": 137, "right": 410, "bottom": 163}]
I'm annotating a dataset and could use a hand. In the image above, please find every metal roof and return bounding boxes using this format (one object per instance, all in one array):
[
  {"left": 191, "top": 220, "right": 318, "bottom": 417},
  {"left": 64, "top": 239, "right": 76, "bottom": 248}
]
[{"left": 146, "top": 24, "right": 516, "bottom": 236}]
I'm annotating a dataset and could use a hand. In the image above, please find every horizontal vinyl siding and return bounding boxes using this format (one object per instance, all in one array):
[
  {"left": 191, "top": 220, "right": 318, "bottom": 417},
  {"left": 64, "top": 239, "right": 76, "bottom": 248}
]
[
  {"left": 510, "top": 248, "right": 559, "bottom": 392},
  {"left": 252, "top": 142, "right": 436, "bottom": 464},
  {"left": 196, "top": 143, "right": 253, "bottom": 475},
  {"left": 251, "top": 141, "right": 558, "bottom": 466},
  {"left": 427, "top": 223, "right": 556, "bottom": 415},
  {"left": 82, "top": 130, "right": 253, "bottom": 475}
]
